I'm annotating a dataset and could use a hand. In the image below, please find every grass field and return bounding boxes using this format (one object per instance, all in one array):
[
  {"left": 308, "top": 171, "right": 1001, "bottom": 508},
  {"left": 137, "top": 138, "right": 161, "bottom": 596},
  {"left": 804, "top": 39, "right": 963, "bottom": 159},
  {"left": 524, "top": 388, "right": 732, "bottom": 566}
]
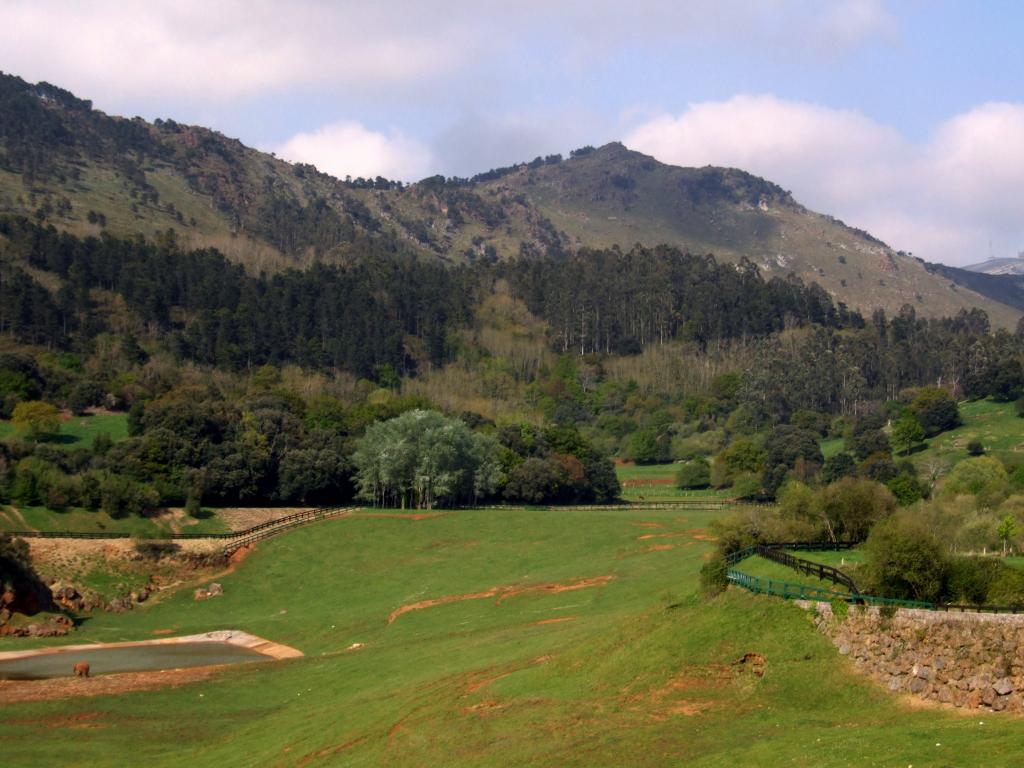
[
  {"left": 0, "top": 412, "right": 129, "bottom": 450},
  {"left": 614, "top": 463, "right": 734, "bottom": 502},
  {"left": 909, "top": 398, "right": 1024, "bottom": 472},
  {"left": 2, "top": 507, "right": 1023, "bottom": 766}
]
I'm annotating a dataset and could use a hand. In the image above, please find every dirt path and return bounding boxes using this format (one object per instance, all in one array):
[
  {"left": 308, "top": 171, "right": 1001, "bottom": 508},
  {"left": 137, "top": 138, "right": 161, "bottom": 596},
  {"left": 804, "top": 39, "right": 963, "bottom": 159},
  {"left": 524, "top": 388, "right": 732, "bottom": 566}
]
[{"left": 387, "top": 576, "right": 614, "bottom": 624}]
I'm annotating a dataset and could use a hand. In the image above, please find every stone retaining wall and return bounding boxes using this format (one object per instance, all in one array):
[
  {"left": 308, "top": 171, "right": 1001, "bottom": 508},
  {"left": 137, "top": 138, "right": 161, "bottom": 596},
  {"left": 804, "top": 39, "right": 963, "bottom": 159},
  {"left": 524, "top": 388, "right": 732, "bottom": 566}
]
[{"left": 804, "top": 601, "right": 1024, "bottom": 713}]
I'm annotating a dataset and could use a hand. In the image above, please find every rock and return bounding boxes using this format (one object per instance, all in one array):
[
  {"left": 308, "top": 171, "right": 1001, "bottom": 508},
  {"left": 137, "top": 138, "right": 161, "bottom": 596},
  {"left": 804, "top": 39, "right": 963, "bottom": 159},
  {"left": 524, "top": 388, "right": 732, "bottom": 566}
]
[
  {"left": 0, "top": 607, "right": 10, "bottom": 625},
  {"left": 838, "top": 643, "right": 851, "bottom": 655},
  {"left": 207, "top": 583, "right": 223, "bottom": 596},
  {"left": 887, "top": 675, "right": 904, "bottom": 691},
  {"left": 107, "top": 597, "right": 132, "bottom": 613},
  {"left": 908, "top": 677, "right": 929, "bottom": 694},
  {"left": 132, "top": 588, "right": 149, "bottom": 603},
  {"left": 994, "top": 678, "right": 1014, "bottom": 696},
  {"left": 981, "top": 687, "right": 997, "bottom": 707}
]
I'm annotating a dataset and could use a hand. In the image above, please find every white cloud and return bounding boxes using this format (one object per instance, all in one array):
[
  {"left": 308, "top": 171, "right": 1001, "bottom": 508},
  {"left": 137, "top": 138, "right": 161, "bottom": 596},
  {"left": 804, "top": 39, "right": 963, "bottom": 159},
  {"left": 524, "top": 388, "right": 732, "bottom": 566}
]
[
  {"left": 0, "top": 1, "right": 898, "bottom": 108},
  {"left": 625, "top": 96, "right": 1024, "bottom": 264},
  {"left": 275, "top": 120, "right": 433, "bottom": 181},
  {"left": 0, "top": 1, "right": 474, "bottom": 106},
  {"left": 813, "top": 0, "right": 899, "bottom": 52}
]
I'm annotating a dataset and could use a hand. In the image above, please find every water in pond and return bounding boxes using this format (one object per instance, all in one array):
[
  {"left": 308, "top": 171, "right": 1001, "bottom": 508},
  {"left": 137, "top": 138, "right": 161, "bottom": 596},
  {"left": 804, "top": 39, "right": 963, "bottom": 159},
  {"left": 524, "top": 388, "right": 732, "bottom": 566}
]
[{"left": 0, "top": 642, "right": 268, "bottom": 680}]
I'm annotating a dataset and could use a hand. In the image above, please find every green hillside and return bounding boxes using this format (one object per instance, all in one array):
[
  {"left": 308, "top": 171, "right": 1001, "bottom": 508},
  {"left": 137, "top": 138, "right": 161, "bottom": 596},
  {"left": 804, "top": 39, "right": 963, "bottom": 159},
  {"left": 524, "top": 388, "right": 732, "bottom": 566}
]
[{"left": 4, "top": 508, "right": 1021, "bottom": 766}]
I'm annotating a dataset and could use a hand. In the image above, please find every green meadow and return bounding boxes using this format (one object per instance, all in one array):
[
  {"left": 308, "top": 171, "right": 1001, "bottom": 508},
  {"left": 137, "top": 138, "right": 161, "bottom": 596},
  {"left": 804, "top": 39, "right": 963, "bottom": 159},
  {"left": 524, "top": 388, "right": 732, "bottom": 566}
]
[
  {"left": 908, "top": 398, "right": 1024, "bottom": 471},
  {"left": 0, "top": 412, "right": 129, "bottom": 450},
  {"left": 2, "top": 507, "right": 1021, "bottom": 766},
  {"left": 614, "top": 463, "right": 733, "bottom": 502}
]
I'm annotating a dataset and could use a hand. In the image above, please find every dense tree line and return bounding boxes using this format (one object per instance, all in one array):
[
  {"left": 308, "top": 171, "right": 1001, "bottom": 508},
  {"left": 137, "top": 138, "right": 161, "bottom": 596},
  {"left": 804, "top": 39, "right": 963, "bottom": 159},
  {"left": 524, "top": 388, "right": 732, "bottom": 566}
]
[
  {"left": 740, "top": 306, "right": 1024, "bottom": 421},
  {"left": 502, "top": 247, "right": 863, "bottom": 354},
  {"left": 0, "top": 216, "right": 475, "bottom": 378}
]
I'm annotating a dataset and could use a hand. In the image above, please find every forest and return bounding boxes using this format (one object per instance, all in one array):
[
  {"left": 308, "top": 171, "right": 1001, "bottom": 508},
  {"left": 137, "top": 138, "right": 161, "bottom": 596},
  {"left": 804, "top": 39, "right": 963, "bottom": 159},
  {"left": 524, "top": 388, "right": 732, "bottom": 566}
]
[{"left": 0, "top": 214, "right": 1022, "bottom": 527}]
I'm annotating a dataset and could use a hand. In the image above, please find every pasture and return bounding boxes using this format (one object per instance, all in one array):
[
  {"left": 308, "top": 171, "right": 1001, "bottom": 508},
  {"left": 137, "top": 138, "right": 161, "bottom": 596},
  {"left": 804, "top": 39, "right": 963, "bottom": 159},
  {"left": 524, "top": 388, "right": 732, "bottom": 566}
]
[
  {"left": 0, "top": 411, "right": 129, "bottom": 450},
  {"left": 2, "top": 507, "right": 1022, "bottom": 766}
]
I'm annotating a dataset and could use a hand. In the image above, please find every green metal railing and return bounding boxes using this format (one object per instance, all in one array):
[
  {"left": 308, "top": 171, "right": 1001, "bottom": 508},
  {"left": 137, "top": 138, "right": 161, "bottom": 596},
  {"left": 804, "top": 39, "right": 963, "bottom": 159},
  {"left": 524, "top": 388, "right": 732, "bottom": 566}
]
[{"left": 726, "top": 568, "right": 935, "bottom": 609}]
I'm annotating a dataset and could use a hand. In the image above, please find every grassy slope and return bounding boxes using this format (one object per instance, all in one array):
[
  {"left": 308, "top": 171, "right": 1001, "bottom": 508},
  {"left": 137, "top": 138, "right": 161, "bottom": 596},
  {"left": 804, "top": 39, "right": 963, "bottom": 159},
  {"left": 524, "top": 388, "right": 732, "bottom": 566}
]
[
  {"left": 2, "top": 508, "right": 1020, "bottom": 767},
  {"left": 909, "top": 398, "right": 1024, "bottom": 473},
  {"left": 615, "top": 463, "right": 733, "bottom": 502},
  {"left": 0, "top": 412, "right": 128, "bottom": 449}
]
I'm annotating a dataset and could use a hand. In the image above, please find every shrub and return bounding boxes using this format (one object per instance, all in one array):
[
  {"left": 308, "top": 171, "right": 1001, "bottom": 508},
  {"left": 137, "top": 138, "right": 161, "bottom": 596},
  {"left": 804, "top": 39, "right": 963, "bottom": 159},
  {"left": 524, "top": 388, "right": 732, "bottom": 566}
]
[
  {"left": 699, "top": 553, "right": 729, "bottom": 598},
  {"left": 675, "top": 459, "right": 711, "bottom": 490},
  {"left": 908, "top": 386, "right": 961, "bottom": 437},
  {"left": 945, "top": 557, "right": 1002, "bottom": 604},
  {"left": 863, "top": 513, "right": 948, "bottom": 602},
  {"left": 10, "top": 400, "right": 61, "bottom": 441},
  {"left": 887, "top": 473, "right": 926, "bottom": 506},
  {"left": 821, "top": 452, "right": 857, "bottom": 483},
  {"left": 985, "top": 567, "right": 1024, "bottom": 607},
  {"left": 850, "top": 429, "right": 890, "bottom": 461},
  {"left": 817, "top": 477, "right": 896, "bottom": 542},
  {"left": 966, "top": 440, "right": 985, "bottom": 456},
  {"left": 942, "top": 456, "right": 1010, "bottom": 508}
]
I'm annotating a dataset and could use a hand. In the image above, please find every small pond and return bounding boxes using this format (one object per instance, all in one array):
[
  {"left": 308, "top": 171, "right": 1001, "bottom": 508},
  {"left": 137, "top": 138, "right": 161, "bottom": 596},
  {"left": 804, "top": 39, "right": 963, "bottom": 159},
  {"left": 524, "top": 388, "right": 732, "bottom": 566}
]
[{"left": 0, "top": 641, "right": 269, "bottom": 680}]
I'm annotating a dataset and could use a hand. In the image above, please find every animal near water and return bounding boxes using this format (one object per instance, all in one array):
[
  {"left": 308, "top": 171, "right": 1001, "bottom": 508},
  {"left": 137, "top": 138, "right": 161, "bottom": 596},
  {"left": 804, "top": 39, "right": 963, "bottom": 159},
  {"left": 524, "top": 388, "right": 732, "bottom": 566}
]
[{"left": 72, "top": 662, "right": 89, "bottom": 678}]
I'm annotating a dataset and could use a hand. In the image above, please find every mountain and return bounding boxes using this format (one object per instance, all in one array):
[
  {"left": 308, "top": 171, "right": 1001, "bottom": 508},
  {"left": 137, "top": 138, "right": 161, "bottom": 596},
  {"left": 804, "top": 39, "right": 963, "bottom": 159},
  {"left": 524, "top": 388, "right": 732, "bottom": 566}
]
[
  {"left": 0, "top": 72, "right": 1020, "bottom": 327},
  {"left": 924, "top": 261, "right": 1024, "bottom": 312},
  {"left": 963, "top": 255, "right": 1024, "bottom": 276}
]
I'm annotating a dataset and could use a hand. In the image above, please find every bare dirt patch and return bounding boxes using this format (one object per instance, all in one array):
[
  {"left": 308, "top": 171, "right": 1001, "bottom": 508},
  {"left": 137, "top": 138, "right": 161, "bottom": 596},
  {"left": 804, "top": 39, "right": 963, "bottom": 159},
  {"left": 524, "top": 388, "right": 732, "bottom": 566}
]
[
  {"left": 217, "top": 507, "right": 316, "bottom": 532},
  {"left": 533, "top": 616, "right": 577, "bottom": 626},
  {"left": 0, "top": 665, "right": 223, "bottom": 704},
  {"left": 642, "top": 544, "right": 675, "bottom": 553},
  {"left": 388, "top": 576, "right": 613, "bottom": 624},
  {"left": 631, "top": 522, "right": 664, "bottom": 529},
  {"left": 622, "top": 478, "right": 675, "bottom": 487},
  {"left": 295, "top": 737, "right": 368, "bottom": 767},
  {"left": 228, "top": 543, "right": 255, "bottom": 565},
  {"left": 637, "top": 532, "right": 689, "bottom": 541}
]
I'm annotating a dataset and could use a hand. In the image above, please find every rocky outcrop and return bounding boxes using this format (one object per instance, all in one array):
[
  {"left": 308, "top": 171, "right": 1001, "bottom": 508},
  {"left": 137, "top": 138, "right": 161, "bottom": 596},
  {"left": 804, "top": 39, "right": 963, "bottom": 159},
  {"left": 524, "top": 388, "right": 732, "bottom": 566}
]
[
  {"left": 193, "top": 582, "right": 223, "bottom": 601},
  {"left": 807, "top": 602, "right": 1024, "bottom": 713}
]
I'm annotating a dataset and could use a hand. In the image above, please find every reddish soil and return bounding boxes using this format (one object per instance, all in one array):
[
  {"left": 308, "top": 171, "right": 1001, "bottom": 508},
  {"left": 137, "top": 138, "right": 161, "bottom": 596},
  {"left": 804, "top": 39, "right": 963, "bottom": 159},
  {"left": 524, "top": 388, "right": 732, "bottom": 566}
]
[
  {"left": 461, "top": 656, "right": 553, "bottom": 697},
  {"left": 637, "top": 532, "right": 689, "bottom": 541},
  {"left": 631, "top": 522, "right": 664, "bottom": 529},
  {"left": 228, "top": 543, "right": 255, "bottom": 565},
  {"left": 642, "top": 544, "right": 675, "bottom": 553},
  {"left": 0, "top": 664, "right": 225, "bottom": 704},
  {"left": 533, "top": 616, "right": 577, "bottom": 626},
  {"left": 296, "top": 736, "right": 368, "bottom": 767},
  {"left": 357, "top": 512, "right": 449, "bottom": 521},
  {"left": 387, "top": 577, "right": 613, "bottom": 624}
]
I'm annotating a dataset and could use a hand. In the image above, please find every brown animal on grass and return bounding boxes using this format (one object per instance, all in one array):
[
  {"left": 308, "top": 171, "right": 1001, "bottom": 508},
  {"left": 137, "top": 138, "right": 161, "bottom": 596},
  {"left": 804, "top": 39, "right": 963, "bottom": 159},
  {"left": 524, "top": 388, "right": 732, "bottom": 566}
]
[{"left": 73, "top": 661, "right": 90, "bottom": 678}]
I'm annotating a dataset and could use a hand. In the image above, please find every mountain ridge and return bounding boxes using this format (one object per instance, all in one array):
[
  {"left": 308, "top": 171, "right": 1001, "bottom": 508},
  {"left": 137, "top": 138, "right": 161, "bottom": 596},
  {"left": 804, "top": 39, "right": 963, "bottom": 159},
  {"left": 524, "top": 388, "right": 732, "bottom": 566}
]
[{"left": 0, "top": 71, "right": 1019, "bottom": 327}]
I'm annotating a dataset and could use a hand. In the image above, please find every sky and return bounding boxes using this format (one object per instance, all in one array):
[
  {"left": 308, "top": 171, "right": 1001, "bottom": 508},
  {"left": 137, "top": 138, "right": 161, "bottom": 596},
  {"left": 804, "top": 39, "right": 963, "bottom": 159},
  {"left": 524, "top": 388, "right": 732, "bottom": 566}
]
[{"left": 2, "top": 0, "right": 1024, "bottom": 266}]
